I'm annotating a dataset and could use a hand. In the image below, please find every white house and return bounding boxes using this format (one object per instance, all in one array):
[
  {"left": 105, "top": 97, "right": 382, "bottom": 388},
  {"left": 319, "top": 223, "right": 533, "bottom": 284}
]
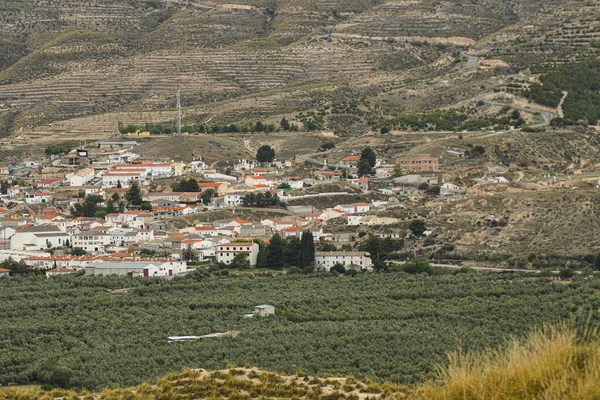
[
  {"left": 224, "top": 193, "right": 245, "bottom": 206},
  {"left": 69, "top": 168, "right": 95, "bottom": 187},
  {"left": 319, "top": 209, "right": 346, "bottom": 221},
  {"left": 7, "top": 186, "right": 22, "bottom": 199},
  {"left": 245, "top": 175, "right": 271, "bottom": 187},
  {"left": 46, "top": 268, "right": 77, "bottom": 278},
  {"left": 86, "top": 260, "right": 187, "bottom": 277},
  {"left": 216, "top": 242, "right": 259, "bottom": 266},
  {"left": 440, "top": 183, "right": 461, "bottom": 196},
  {"left": 71, "top": 232, "right": 111, "bottom": 254},
  {"left": 102, "top": 172, "right": 143, "bottom": 188},
  {"left": 354, "top": 202, "right": 370, "bottom": 213},
  {"left": 194, "top": 226, "right": 218, "bottom": 237},
  {"left": 25, "top": 192, "right": 52, "bottom": 204},
  {"left": 334, "top": 204, "right": 357, "bottom": 214},
  {"left": 10, "top": 225, "right": 70, "bottom": 250},
  {"left": 285, "top": 180, "right": 304, "bottom": 189},
  {"left": 0, "top": 226, "right": 17, "bottom": 241},
  {"left": 0, "top": 268, "right": 10, "bottom": 278},
  {"left": 315, "top": 251, "right": 373, "bottom": 271},
  {"left": 114, "top": 163, "right": 172, "bottom": 177}
]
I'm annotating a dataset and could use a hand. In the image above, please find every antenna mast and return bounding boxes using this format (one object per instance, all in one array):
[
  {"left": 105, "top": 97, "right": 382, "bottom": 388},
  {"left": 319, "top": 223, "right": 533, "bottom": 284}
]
[{"left": 176, "top": 88, "right": 182, "bottom": 136}]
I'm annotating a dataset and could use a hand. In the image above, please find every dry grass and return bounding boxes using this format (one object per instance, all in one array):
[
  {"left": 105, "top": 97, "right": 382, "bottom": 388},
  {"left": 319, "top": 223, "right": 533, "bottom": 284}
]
[{"left": 416, "top": 325, "right": 600, "bottom": 400}]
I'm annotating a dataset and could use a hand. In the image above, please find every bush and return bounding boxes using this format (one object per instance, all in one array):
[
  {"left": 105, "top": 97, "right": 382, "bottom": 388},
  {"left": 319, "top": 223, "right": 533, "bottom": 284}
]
[{"left": 402, "top": 259, "right": 433, "bottom": 275}]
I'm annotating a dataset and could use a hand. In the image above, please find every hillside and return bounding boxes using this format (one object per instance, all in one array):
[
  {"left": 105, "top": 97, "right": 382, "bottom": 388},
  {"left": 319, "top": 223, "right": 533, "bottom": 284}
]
[{"left": 0, "top": 0, "right": 586, "bottom": 143}]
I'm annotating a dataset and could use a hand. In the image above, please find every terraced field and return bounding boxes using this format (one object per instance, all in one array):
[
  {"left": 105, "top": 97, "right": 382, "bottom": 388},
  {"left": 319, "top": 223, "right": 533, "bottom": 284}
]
[{"left": 0, "top": 0, "right": 591, "bottom": 142}]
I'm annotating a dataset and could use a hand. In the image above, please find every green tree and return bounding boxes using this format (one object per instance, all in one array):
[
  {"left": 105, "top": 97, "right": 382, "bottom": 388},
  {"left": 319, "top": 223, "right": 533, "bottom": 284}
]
[
  {"left": 111, "top": 192, "right": 121, "bottom": 203},
  {"left": 284, "top": 236, "right": 301, "bottom": 267},
  {"left": 44, "top": 145, "right": 70, "bottom": 155},
  {"left": 0, "top": 181, "right": 8, "bottom": 195},
  {"left": 256, "top": 145, "right": 275, "bottom": 163},
  {"left": 230, "top": 253, "right": 250, "bottom": 269},
  {"left": 408, "top": 220, "right": 426, "bottom": 237},
  {"left": 266, "top": 233, "right": 285, "bottom": 269},
  {"left": 140, "top": 202, "right": 152, "bottom": 211},
  {"left": 299, "top": 230, "right": 315, "bottom": 269},
  {"left": 280, "top": 117, "right": 291, "bottom": 130},
  {"left": 330, "top": 263, "right": 346, "bottom": 274},
  {"left": 182, "top": 245, "right": 198, "bottom": 262},
  {"left": 256, "top": 241, "right": 268, "bottom": 268},
  {"left": 357, "top": 159, "right": 373, "bottom": 177},
  {"left": 202, "top": 189, "right": 215, "bottom": 205},
  {"left": 125, "top": 182, "right": 142, "bottom": 206},
  {"left": 402, "top": 259, "right": 433, "bottom": 275},
  {"left": 173, "top": 178, "right": 200, "bottom": 192},
  {"left": 360, "top": 147, "right": 377, "bottom": 168},
  {"left": 105, "top": 199, "right": 117, "bottom": 214},
  {"left": 71, "top": 248, "right": 86, "bottom": 256}
]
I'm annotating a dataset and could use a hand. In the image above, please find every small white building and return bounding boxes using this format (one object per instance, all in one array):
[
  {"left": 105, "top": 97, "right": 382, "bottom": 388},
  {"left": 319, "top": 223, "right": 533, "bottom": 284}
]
[
  {"left": 0, "top": 268, "right": 10, "bottom": 278},
  {"left": 254, "top": 304, "right": 275, "bottom": 317},
  {"left": 315, "top": 251, "right": 373, "bottom": 271}
]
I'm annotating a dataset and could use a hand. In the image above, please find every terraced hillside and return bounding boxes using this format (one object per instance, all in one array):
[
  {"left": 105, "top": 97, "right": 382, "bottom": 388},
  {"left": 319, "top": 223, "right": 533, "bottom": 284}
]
[
  {"left": 0, "top": 0, "right": 584, "bottom": 142},
  {"left": 478, "top": 1, "right": 600, "bottom": 67}
]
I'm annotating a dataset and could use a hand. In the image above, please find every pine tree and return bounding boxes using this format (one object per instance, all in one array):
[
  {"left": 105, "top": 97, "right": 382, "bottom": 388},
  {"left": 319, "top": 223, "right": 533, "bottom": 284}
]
[
  {"left": 125, "top": 182, "right": 142, "bottom": 206},
  {"left": 105, "top": 199, "right": 117, "bottom": 214},
  {"left": 299, "top": 231, "right": 315, "bottom": 268},
  {"left": 266, "top": 233, "right": 285, "bottom": 269}
]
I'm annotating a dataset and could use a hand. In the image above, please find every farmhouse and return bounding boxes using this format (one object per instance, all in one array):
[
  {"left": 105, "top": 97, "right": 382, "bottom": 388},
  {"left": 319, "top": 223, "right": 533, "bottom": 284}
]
[
  {"left": 0, "top": 268, "right": 9, "bottom": 278},
  {"left": 315, "top": 251, "right": 373, "bottom": 271},
  {"left": 10, "top": 225, "right": 70, "bottom": 251},
  {"left": 46, "top": 268, "right": 77, "bottom": 278},
  {"left": 216, "top": 242, "right": 259, "bottom": 266}
]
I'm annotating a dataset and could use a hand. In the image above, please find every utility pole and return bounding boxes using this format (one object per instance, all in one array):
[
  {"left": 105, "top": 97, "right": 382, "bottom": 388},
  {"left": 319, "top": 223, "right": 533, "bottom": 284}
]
[{"left": 176, "top": 88, "right": 182, "bottom": 136}]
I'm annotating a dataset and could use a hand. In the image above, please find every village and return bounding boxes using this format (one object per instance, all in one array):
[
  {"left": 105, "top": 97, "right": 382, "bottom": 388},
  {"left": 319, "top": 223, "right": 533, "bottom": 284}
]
[{"left": 0, "top": 134, "right": 596, "bottom": 279}]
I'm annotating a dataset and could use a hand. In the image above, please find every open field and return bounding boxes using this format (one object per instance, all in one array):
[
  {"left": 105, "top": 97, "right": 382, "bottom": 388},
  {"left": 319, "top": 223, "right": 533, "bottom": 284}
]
[{"left": 1, "top": 272, "right": 598, "bottom": 390}]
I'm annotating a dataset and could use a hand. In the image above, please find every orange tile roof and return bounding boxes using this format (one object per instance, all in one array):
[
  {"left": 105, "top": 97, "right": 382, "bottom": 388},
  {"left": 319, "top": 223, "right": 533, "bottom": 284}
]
[{"left": 343, "top": 156, "right": 360, "bottom": 161}]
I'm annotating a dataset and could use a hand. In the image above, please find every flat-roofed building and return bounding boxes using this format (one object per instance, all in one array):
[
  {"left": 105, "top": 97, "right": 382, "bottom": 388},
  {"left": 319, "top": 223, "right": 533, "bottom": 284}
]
[{"left": 395, "top": 154, "right": 439, "bottom": 172}]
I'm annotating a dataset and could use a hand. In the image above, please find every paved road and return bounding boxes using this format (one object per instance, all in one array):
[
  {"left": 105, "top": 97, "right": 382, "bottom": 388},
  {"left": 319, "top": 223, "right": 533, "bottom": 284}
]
[
  {"left": 461, "top": 51, "right": 479, "bottom": 68},
  {"left": 429, "top": 263, "right": 550, "bottom": 273},
  {"left": 298, "top": 151, "right": 345, "bottom": 168},
  {"left": 471, "top": 95, "right": 555, "bottom": 139}
]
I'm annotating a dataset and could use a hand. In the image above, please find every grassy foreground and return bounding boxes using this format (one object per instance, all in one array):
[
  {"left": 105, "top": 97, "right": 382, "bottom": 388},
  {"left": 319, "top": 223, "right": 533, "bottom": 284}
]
[{"left": 1, "top": 325, "right": 599, "bottom": 400}]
